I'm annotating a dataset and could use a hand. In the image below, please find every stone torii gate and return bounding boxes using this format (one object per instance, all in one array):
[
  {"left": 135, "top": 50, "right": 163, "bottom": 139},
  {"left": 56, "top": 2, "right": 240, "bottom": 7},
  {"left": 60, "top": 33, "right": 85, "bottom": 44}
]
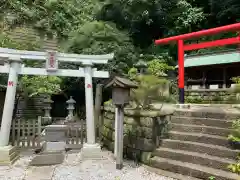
[{"left": 0, "top": 47, "right": 113, "bottom": 164}]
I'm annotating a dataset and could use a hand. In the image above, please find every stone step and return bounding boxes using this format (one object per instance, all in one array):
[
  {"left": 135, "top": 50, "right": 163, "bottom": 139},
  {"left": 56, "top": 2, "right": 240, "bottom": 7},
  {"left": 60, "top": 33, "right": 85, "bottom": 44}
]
[
  {"left": 170, "top": 123, "right": 232, "bottom": 137},
  {"left": 170, "top": 116, "right": 232, "bottom": 129},
  {"left": 161, "top": 139, "right": 239, "bottom": 160},
  {"left": 153, "top": 148, "right": 235, "bottom": 171},
  {"left": 169, "top": 131, "right": 229, "bottom": 147},
  {"left": 149, "top": 157, "right": 240, "bottom": 180},
  {"left": 143, "top": 165, "right": 202, "bottom": 180},
  {"left": 173, "top": 109, "right": 240, "bottom": 119}
]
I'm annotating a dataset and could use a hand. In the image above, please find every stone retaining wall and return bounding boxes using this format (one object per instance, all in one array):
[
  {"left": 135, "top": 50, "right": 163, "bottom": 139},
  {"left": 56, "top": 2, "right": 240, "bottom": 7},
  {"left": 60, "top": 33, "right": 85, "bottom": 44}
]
[
  {"left": 100, "top": 106, "right": 173, "bottom": 163},
  {"left": 185, "top": 89, "right": 238, "bottom": 104}
]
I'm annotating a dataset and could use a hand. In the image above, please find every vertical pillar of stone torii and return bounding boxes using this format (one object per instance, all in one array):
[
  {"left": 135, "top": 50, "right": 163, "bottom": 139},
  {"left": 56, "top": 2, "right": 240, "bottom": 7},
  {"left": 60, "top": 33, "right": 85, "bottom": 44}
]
[
  {"left": 81, "top": 61, "right": 103, "bottom": 159},
  {"left": 0, "top": 57, "right": 21, "bottom": 146},
  {"left": 83, "top": 62, "right": 95, "bottom": 144}
]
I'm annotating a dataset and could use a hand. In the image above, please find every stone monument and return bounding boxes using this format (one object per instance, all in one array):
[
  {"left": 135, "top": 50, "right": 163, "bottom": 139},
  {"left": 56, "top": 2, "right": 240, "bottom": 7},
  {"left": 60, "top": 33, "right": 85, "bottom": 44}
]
[{"left": 30, "top": 125, "right": 69, "bottom": 166}]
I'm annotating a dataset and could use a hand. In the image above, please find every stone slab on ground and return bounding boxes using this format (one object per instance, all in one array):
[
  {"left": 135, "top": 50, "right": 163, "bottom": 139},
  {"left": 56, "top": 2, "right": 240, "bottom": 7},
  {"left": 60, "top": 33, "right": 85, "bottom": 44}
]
[
  {"left": 30, "top": 152, "right": 65, "bottom": 166},
  {"left": 25, "top": 166, "right": 55, "bottom": 180}
]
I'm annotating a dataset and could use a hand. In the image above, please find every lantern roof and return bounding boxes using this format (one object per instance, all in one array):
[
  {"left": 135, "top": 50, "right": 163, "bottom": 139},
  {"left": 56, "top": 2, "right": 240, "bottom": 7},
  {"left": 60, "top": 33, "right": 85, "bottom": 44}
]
[
  {"left": 105, "top": 76, "right": 138, "bottom": 89},
  {"left": 66, "top": 96, "right": 76, "bottom": 104}
]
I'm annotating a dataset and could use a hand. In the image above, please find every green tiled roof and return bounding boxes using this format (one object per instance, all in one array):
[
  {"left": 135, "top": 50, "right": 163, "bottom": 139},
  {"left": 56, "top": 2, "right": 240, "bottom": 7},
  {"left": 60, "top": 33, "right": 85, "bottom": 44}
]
[{"left": 176, "top": 51, "right": 240, "bottom": 68}]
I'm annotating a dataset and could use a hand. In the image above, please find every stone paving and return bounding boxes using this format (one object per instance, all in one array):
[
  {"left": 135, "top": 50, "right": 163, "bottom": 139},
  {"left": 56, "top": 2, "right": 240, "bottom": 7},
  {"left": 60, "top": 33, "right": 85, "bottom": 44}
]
[{"left": 0, "top": 150, "right": 174, "bottom": 180}]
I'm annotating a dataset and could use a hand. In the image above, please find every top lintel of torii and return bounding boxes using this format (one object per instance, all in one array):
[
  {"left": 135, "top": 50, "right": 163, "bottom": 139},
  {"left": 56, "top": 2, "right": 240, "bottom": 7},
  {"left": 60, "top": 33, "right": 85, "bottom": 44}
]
[{"left": 0, "top": 47, "right": 114, "bottom": 64}]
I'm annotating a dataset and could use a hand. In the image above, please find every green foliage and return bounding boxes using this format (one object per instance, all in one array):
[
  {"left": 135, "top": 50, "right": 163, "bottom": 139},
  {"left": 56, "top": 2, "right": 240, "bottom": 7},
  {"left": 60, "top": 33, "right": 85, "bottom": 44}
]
[
  {"left": 1, "top": 0, "right": 101, "bottom": 37},
  {"left": 185, "top": 96, "right": 204, "bottom": 104},
  {"left": 230, "top": 77, "right": 240, "bottom": 103},
  {"left": 98, "top": 0, "right": 206, "bottom": 47},
  {"left": 128, "top": 67, "right": 138, "bottom": 80},
  {"left": 208, "top": 176, "right": 216, "bottom": 180},
  {"left": 227, "top": 119, "right": 240, "bottom": 174},
  {"left": 228, "top": 162, "right": 240, "bottom": 174},
  {"left": 0, "top": 30, "right": 39, "bottom": 50},
  {"left": 0, "top": 29, "right": 62, "bottom": 97},
  {"left": 130, "top": 75, "right": 168, "bottom": 109},
  {"left": 174, "top": 0, "right": 205, "bottom": 33},
  {"left": 20, "top": 76, "right": 62, "bottom": 97},
  {"left": 66, "top": 21, "right": 138, "bottom": 75},
  {"left": 232, "top": 119, "right": 240, "bottom": 129},
  {"left": 228, "top": 155, "right": 240, "bottom": 174},
  {"left": 0, "top": 0, "right": 239, "bottom": 101},
  {"left": 228, "top": 135, "right": 240, "bottom": 142},
  {"left": 228, "top": 119, "right": 240, "bottom": 142},
  {"left": 104, "top": 99, "right": 113, "bottom": 107},
  {"left": 147, "top": 59, "right": 174, "bottom": 77},
  {"left": 232, "top": 77, "right": 240, "bottom": 84}
]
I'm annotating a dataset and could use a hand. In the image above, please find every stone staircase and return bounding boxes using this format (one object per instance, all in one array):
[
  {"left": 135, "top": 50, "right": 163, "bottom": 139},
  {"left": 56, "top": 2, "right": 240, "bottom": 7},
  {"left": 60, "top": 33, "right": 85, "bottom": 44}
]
[{"left": 148, "top": 108, "right": 240, "bottom": 180}]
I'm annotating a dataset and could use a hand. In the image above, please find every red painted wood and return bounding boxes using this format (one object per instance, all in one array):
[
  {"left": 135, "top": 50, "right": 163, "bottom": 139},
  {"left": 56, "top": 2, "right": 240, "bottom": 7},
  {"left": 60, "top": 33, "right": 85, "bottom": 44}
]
[
  {"left": 178, "top": 40, "right": 184, "bottom": 88},
  {"left": 184, "top": 37, "right": 240, "bottom": 51},
  {"left": 155, "top": 23, "right": 240, "bottom": 44}
]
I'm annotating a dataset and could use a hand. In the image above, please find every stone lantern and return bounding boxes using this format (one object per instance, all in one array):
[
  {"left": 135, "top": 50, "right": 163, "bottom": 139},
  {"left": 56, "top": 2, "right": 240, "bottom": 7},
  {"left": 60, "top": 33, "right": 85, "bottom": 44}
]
[
  {"left": 65, "top": 96, "right": 76, "bottom": 122},
  {"left": 42, "top": 96, "right": 53, "bottom": 124},
  {"left": 134, "top": 55, "right": 147, "bottom": 75},
  {"left": 105, "top": 76, "right": 138, "bottom": 170}
]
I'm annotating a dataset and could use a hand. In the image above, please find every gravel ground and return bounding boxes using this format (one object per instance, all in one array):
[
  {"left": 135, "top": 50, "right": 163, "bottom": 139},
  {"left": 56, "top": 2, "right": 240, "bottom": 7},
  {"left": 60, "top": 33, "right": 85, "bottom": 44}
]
[{"left": 0, "top": 150, "right": 175, "bottom": 180}]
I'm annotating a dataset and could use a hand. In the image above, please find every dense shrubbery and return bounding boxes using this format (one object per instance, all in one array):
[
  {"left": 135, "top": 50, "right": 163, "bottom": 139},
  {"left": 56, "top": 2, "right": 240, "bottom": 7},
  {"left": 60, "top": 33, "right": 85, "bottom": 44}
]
[{"left": 0, "top": 0, "right": 239, "bottom": 99}]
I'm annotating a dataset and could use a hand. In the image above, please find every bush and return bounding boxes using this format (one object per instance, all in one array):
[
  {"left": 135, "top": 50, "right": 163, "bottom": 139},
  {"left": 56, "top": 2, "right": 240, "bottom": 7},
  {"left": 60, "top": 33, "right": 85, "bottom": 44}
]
[
  {"left": 228, "top": 155, "right": 240, "bottom": 174},
  {"left": 227, "top": 120, "right": 240, "bottom": 174},
  {"left": 228, "top": 119, "right": 240, "bottom": 142},
  {"left": 130, "top": 75, "right": 169, "bottom": 109}
]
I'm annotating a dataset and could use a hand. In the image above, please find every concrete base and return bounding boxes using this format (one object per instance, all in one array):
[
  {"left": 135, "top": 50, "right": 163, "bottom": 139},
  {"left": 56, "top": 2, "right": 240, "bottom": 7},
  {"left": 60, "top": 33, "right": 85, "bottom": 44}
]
[
  {"left": 0, "top": 145, "right": 20, "bottom": 165},
  {"left": 44, "top": 142, "right": 66, "bottom": 152},
  {"left": 175, "top": 104, "right": 190, "bottom": 109},
  {"left": 30, "top": 152, "right": 64, "bottom": 166},
  {"left": 116, "top": 163, "right": 123, "bottom": 170},
  {"left": 81, "top": 143, "right": 104, "bottom": 160}
]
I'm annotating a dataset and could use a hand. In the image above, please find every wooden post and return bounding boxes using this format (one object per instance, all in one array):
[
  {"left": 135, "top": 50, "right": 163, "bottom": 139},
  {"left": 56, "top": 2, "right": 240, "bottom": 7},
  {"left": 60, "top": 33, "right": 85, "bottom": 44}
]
[
  {"left": 202, "top": 71, "right": 206, "bottom": 89},
  {"left": 32, "top": 118, "right": 36, "bottom": 148},
  {"left": 116, "top": 106, "right": 124, "bottom": 170},
  {"left": 27, "top": 120, "right": 31, "bottom": 147},
  {"left": 223, "top": 67, "right": 226, "bottom": 88},
  {"left": 94, "top": 84, "right": 103, "bottom": 140},
  {"left": 37, "top": 116, "right": 41, "bottom": 147},
  {"left": 11, "top": 119, "right": 15, "bottom": 146},
  {"left": 81, "top": 118, "right": 84, "bottom": 146},
  {"left": 17, "top": 119, "right": 20, "bottom": 146},
  {"left": 114, "top": 107, "right": 118, "bottom": 158},
  {"left": 22, "top": 120, "right": 25, "bottom": 148}
]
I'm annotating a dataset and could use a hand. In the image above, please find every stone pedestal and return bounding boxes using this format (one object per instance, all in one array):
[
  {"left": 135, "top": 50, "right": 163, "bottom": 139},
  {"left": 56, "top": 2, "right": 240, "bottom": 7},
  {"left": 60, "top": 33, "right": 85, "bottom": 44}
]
[
  {"left": 81, "top": 143, "right": 104, "bottom": 160},
  {"left": 0, "top": 145, "right": 20, "bottom": 165},
  {"left": 44, "top": 125, "right": 68, "bottom": 152},
  {"left": 30, "top": 125, "right": 68, "bottom": 166},
  {"left": 44, "top": 142, "right": 66, "bottom": 152}
]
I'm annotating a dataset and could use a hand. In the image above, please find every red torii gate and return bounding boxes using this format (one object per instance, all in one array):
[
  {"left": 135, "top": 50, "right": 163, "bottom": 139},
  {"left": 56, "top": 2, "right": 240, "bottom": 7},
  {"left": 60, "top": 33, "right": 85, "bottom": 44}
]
[{"left": 155, "top": 23, "right": 240, "bottom": 104}]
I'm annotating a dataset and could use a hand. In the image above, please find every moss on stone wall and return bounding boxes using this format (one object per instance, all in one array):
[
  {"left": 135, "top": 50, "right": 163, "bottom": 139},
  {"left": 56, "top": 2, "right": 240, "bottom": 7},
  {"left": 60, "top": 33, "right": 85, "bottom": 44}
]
[
  {"left": 100, "top": 106, "right": 173, "bottom": 164},
  {"left": 185, "top": 89, "right": 238, "bottom": 104}
]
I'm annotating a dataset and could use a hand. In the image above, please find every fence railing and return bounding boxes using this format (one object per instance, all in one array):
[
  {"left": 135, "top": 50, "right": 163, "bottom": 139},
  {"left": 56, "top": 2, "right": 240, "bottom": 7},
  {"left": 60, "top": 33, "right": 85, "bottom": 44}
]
[
  {"left": 65, "top": 119, "right": 86, "bottom": 149},
  {"left": 9, "top": 117, "right": 86, "bottom": 150},
  {"left": 10, "top": 116, "right": 43, "bottom": 149}
]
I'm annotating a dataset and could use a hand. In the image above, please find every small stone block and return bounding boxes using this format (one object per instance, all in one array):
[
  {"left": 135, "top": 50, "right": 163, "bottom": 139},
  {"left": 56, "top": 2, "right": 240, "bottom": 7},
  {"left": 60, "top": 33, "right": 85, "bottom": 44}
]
[
  {"left": 81, "top": 143, "right": 105, "bottom": 160},
  {"left": 45, "top": 125, "right": 68, "bottom": 142},
  {"left": 116, "top": 164, "right": 123, "bottom": 170},
  {"left": 30, "top": 152, "right": 64, "bottom": 166},
  {"left": 0, "top": 146, "right": 20, "bottom": 166},
  {"left": 44, "top": 142, "right": 66, "bottom": 152}
]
